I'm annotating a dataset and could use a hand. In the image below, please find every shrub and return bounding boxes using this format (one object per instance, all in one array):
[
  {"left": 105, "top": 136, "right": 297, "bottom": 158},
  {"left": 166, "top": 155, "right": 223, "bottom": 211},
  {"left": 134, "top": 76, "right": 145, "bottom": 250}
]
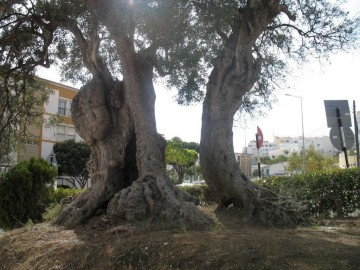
[
  {"left": 51, "top": 187, "right": 84, "bottom": 204},
  {"left": 256, "top": 168, "right": 360, "bottom": 218},
  {"left": 179, "top": 184, "right": 217, "bottom": 205},
  {"left": 0, "top": 158, "right": 56, "bottom": 229}
]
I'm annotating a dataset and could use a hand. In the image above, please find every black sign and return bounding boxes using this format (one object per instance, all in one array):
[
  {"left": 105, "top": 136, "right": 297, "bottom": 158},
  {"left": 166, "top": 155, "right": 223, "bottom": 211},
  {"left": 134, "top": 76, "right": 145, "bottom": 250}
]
[
  {"left": 324, "top": 100, "right": 355, "bottom": 151},
  {"left": 324, "top": 100, "right": 352, "bottom": 128},
  {"left": 329, "top": 127, "right": 355, "bottom": 151}
]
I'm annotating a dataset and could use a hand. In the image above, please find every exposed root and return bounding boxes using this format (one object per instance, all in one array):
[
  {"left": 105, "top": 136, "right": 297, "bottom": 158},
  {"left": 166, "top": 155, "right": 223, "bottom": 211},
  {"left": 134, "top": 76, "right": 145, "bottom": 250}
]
[{"left": 107, "top": 174, "right": 213, "bottom": 230}]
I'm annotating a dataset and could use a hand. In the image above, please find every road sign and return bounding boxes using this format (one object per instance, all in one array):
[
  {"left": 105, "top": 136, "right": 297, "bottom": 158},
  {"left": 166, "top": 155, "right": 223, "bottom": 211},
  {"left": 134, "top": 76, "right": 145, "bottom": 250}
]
[
  {"left": 324, "top": 100, "right": 352, "bottom": 128},
  {"left": 329, "top": 127, "right": 355, "bottom": 151}
]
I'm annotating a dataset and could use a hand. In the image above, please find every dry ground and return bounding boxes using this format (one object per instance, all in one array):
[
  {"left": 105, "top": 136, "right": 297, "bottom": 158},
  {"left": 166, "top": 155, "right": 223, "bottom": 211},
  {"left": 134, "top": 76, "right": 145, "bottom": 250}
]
[{"left": 0, "top": 205, "right": 359, "bottom": 270}]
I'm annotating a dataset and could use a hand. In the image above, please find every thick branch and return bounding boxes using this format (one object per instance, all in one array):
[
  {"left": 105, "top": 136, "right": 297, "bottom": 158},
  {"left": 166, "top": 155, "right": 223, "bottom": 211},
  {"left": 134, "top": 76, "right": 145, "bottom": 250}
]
[{"left": 279, "top": 4, "right": 296, "bottom": 21}]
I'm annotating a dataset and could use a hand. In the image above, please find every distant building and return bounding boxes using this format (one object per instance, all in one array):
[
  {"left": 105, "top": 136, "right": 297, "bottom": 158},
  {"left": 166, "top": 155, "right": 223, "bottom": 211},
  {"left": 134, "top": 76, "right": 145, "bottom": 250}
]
[
  {"left": 246, "top": 140, "right": 277, "bottom": 157},
  {"left": 273, "top": 136, "right": 338, "bottom": 158},
  {"left": 19, "top": 79, "right": 82, "bottom": 164},
  {"left": 339, "top": 152, "right": 357, "bottom": 168},
  {"left": 235, "top": 152, "right": 252, "bottom": 178},
  {"left": 255, "top": 162, "right": 288, "bottom": 178}
]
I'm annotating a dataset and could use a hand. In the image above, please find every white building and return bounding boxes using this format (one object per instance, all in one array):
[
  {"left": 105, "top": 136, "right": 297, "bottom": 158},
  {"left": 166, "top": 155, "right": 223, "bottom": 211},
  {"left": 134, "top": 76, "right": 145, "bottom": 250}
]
[
  {"left": 273, "top": 136, "right": 338, "bottom": 158},
  {"left": 252, "top": 162, "right": 288, "bottom": 178},
  {"left": 246, "top": 140, "right": 277, "bottom": 157},
  {"left": 19, "top": 79, "right": 82, "bottom": 164}
]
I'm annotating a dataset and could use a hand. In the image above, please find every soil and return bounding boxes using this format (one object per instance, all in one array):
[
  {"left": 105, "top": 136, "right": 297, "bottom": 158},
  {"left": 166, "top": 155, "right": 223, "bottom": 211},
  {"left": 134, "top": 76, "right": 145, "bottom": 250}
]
[{"left": 0, "top": 205, "right": 359, "bottom": 270}]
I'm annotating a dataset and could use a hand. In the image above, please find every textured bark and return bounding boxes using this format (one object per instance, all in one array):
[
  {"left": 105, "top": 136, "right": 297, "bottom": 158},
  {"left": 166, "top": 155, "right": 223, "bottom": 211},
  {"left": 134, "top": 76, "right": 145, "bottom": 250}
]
[
  {"left": 55, "top": 76, "right": 134, "bottom": 227},
  {"left": 54, "top": 12, "right": 212, "bottom": 228},
  {"left": 200, "top": 3, "right": 303, "bottom": 226}
]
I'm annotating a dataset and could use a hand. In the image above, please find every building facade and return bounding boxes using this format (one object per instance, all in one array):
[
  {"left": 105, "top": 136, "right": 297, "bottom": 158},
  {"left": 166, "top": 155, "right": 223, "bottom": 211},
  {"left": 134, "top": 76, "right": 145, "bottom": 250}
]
[
  {"left": 246, "top": 140, "right": 278, "bottom": 157},
  {"left": 20, "top": 79, "right": 81, "bottom": 164},
  {"left": 235, "top": 152, "right": 252, "bottom": 178}
]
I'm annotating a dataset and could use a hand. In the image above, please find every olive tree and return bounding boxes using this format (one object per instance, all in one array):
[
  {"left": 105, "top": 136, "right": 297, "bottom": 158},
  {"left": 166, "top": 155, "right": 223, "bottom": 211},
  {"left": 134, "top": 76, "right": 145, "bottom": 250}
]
[
  {"left": 1, "top": 0, "right": 358, "bottom": 228},
  {"left": 194, "top": 0, "right": 360, "bottom": 225},
  {"left": 0, "top": 0, "right": 211, "bottom": 229}
]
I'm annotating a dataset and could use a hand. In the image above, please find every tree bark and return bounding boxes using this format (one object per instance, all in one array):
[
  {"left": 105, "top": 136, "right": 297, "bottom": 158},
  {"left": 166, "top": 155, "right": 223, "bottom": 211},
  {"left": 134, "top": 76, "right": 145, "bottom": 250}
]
[
  {"left": 55, "top": 3, "right": 212, "bottom": 229},
  {"left": 200, "top": 6, "right": 303, "bottom": 226}
]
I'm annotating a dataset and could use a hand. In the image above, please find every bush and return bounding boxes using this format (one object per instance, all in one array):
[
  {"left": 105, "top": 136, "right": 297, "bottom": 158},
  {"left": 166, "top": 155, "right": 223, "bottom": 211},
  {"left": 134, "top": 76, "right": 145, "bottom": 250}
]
[
  {"left": 256, "top": 168, "right": 360, "bottom": 218},
  {"left": 0, "top": 158, "right": 56, "bottom": 229},
  {"left": 179, "top": 184, "right": 217, "bottom": 205},
  {"left": 51, "top": 187, "right": 83, "bottom": 204}
]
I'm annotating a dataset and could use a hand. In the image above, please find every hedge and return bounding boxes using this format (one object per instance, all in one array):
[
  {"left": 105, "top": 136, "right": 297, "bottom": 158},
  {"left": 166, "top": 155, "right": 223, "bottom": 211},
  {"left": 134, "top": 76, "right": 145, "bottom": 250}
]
[
  {"left": 256, "top": 168, "right": 360, "bottom": 218},
  {"left": 179, "top": 184, "right": 217, "bottom": 205}
]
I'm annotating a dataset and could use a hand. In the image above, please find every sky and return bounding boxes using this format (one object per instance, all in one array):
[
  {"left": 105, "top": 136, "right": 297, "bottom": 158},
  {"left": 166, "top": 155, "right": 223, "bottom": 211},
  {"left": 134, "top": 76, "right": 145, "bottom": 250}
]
[{"left": 37, "top": 0, "right": 360, "bottom": 153}]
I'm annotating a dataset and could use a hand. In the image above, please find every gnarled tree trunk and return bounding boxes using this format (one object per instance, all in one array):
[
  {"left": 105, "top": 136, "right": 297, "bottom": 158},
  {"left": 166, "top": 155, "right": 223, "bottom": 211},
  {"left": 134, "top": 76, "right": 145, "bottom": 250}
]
[
  {"left": 55, "top": 31, "right": 211, "bottom": 230},
  {"left": 200, "top": 5, "right": 303, "bottom": 226}
]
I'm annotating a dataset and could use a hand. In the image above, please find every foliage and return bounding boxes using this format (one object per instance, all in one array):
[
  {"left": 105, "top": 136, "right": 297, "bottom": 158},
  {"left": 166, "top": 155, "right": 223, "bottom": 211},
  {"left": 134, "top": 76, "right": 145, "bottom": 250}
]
[
  {"left": 261, "top": 155, "right": 288, "bottom": 165},
  {"left": 42, "top": 188, "right": 83, "bottom": 222},
  {"left": 42, "top": 203, "right": 62, "bottom": 222},
  {"left": 53, "top": 140, "right": 91, "bottom": 189},
  {"left": 0, "top": 158, "right": 56, "bottom": 229},
  {"left": 165, "top": 137, "right": 199, "bottom": 183},
  {"left": 1, "top": 1, "right": 357, "bottom": 109},
  {"left": 252, "top": 169, "right": 260, "bottom": 178},
  {"left": 51, "top": 187, "right": 84, "bottom": 204},
  {"left": 184, "top": 0, "right": 359, "bottom": 111},
  {"left": 256, "top": 168, "right": 360, "bottom": 218},
  {"left": 179, "top": 184, "right": 216, "bottom": 206},
  {"left": 288, "top": 145, "right": 337, "bottom": 173},
  {"left": 0, "top": 75, "right": 50, "bottom": 165}
]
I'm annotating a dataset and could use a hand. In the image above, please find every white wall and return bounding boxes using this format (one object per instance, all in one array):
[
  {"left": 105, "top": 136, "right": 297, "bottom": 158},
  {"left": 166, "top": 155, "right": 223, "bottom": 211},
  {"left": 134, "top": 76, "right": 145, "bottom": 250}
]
[
  {"left": 41, "top": 141, "right": 55, "bottom": 161},
  {"left": 44, "top": 89, "right": 59, "bottom": 114}
]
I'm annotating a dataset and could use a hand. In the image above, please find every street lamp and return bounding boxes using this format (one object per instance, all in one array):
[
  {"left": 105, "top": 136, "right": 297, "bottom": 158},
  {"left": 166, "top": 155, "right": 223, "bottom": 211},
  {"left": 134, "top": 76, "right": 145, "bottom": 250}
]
[{"left": 285, "top": 93, "right": 306, "bottom": 174}]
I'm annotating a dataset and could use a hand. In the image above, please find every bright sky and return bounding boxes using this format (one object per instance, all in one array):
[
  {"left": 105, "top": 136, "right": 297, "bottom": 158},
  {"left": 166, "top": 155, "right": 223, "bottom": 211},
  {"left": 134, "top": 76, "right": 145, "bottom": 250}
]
[{"left": 37, "top": 0, "right": 360, "bottom": 153}]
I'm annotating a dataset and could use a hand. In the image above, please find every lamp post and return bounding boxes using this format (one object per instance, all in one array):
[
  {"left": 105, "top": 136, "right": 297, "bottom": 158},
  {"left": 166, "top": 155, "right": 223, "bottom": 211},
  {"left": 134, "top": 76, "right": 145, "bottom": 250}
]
[{"left": 285, "top": 94, "right": 306, "bottom": 174}]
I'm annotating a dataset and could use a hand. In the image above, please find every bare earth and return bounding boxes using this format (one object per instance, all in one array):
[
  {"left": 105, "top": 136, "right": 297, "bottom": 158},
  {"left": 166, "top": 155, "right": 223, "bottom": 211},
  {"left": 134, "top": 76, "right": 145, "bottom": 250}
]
[{"left": 1, "top": 205, "right": 359, "bottom": 270}]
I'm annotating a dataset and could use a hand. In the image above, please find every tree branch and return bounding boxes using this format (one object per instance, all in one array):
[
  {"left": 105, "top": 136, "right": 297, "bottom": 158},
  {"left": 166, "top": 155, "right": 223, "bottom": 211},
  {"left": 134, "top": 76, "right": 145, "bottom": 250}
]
[{"left": 279, "top": 4, "right": 296, "bottom": 22}]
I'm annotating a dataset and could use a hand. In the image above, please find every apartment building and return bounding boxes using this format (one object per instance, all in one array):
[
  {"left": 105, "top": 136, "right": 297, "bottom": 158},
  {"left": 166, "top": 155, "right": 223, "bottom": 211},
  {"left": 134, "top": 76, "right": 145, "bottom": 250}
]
[
  {"left": 245, "top": 140, "right": 278, "bottom": 157},
  {"left": 20, "top": 79, "right": 82, "bottom": 164},
  {"left": 235, "top": 152, "right": 252, "bottom": 178}
]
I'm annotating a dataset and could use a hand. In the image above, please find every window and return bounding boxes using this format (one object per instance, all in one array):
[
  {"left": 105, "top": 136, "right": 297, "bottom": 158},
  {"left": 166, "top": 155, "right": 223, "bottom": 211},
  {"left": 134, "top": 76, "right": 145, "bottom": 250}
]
[
  {"left": 67, "top": 126, "right": 76, "bottom": 141},
  {"left": 57, "top": 125, "right": 77, "bottom": 142},
  {"left": 57, "top": 125, "right": 66, "bottom": 141},
  {"left": 58, "top": 100, "right": 67, "bottom": 116}
]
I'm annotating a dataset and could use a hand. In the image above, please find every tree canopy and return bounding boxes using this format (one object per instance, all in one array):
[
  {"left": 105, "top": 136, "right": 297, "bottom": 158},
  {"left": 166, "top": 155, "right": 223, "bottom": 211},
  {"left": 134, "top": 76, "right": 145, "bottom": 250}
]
[
  {"left": 287, "top": 145, "right": 337, "bottom": 173},
  {"left": 53, "top": 139, "right": 91, "bottom": 189},
  {"left": 165, "top": 137, "right": 199, "bottom": 183}
]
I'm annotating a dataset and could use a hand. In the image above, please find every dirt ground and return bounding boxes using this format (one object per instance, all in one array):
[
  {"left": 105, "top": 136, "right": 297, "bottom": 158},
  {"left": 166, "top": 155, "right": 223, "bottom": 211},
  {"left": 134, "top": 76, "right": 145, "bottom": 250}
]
[{"left": 0, "top": 205, "right": 359, "bottom": 270}]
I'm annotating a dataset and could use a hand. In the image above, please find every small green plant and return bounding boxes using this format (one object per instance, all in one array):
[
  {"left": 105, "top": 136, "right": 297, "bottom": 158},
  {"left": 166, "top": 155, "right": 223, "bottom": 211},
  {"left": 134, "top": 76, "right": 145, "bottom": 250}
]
[
  {"left": 51, "top": 187, "right": 84, "bottom": 203},
  {"left": 42, "top": 203, "right": 62, "bottom": 222},
  {"left": 0, "top": 158, "right": 56, "bottom": 229}
]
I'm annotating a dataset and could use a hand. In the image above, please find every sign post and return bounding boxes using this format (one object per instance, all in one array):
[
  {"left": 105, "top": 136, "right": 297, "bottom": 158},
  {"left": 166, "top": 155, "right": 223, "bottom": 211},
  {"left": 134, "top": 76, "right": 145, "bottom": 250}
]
[
  {"left": 255, "top": 126, "right": 263, "bottom": 178},
  {"left": 336, "top": 107, "right": 349, "bottom": 168},
  {"left": 324, "top": 100, "right": 355, "bottom": 168}
]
